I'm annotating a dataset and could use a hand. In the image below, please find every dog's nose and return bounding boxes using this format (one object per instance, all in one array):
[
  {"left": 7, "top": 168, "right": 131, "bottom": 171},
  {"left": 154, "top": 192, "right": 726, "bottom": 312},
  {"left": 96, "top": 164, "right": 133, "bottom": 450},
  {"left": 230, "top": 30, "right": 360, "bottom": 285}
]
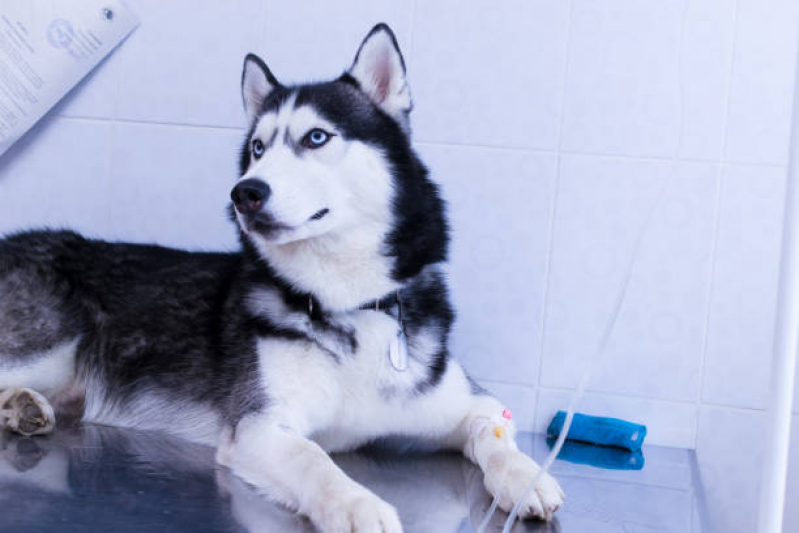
[{"left": 231, "top": 178, "right": 271, "bottom": 215}]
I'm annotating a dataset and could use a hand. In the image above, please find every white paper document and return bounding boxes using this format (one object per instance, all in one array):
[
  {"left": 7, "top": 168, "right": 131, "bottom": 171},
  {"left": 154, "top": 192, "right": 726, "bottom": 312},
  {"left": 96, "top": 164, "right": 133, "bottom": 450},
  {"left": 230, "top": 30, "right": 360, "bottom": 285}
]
[{"left": 0, "top": 0, "right": 139, "bottom": 156}]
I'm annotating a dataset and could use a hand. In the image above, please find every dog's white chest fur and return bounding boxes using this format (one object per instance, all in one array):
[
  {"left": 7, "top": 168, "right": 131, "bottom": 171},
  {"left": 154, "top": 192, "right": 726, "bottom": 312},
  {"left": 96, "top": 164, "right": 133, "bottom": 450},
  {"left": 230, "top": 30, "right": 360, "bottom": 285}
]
[{"left": 255, "top": 309, "right": 453, "bottom": 452}]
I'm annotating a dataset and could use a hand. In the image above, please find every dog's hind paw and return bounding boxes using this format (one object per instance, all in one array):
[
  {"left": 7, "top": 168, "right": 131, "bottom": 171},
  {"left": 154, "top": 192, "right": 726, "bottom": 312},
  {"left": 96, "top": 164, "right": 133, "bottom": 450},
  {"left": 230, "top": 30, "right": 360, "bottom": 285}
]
[
  {"left": 0, "top": 388, "right": 56, "bottom": 437},
  {"left": 483, "top": 450, "right": 565, "bottom": 522},
  {"left": 313, "top": 487, "right": 402, "bottom": 533}
]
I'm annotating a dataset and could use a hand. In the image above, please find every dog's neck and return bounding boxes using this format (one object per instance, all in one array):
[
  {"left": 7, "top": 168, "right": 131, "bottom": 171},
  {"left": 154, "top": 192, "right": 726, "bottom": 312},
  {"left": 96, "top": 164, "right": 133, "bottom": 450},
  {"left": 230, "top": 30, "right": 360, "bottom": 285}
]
[{"left": 256, "top": 224, "right": 401, "bottom": 313}]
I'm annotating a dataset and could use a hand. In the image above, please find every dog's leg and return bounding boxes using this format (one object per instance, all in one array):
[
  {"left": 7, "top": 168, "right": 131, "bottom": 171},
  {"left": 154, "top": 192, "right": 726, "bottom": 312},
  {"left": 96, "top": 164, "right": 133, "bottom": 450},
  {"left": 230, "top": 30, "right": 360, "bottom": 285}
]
[
  {"left": 217, "top": 417, "right": 403, "bottom": 533},
  {"left": 447, "top": 393, "right": 565, "bottom": 522},
  {"left": 423, "top": 365, "right": 564, "bottom": 522},
  {"left": 0, "top": 388, "right": 56, "bottom": 436}
]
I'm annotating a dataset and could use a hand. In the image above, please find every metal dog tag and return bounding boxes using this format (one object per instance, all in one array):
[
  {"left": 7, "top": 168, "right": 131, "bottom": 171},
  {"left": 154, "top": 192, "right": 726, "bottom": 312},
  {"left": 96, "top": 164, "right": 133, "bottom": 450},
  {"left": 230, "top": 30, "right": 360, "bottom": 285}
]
[{"left": 389, "top": 327, "right": 409, "bottom": 372}]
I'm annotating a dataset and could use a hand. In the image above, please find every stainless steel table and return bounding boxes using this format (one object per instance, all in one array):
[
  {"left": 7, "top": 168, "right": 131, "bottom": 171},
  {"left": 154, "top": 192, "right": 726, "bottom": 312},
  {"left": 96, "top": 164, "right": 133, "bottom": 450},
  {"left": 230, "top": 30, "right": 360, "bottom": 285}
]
[{"left": 0, "top": 426, "right": 709, "bottom": 532}]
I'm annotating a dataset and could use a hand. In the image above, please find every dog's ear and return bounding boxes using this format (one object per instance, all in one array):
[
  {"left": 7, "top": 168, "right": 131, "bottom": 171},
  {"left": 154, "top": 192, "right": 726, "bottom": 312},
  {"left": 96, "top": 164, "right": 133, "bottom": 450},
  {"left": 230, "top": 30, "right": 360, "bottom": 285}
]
[
  {"left": 241, "top": 54, "right": 280, "bottom": 122},
  {"left": 348, "top": 24, "right": 412, "bottom": 122}
]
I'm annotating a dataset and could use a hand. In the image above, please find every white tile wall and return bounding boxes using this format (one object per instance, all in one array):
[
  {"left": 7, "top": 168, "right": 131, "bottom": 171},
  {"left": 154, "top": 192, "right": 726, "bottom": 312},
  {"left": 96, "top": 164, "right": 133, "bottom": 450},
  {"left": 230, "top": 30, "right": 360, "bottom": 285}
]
[
  {"left": 563, "top": 0, "right": 686, "bottom": 158},
  {"left": 477, "top": 380, "right": 538, "bottom": 431},
  {"left": 53, "top": 52, "right": 119, "bottom": 119},
  {"left": 412, "top": 0, "right": 570, "bottom": 150},
  {"left": 695, "top": 405, "right": 767, "bottom": 533},
  {"left": 695, "top": 407, "right": 799, "bottom": 533},
  {"left": 119, "top": 0, "right": 265, "bottom": 128},
  {"left": 107, "top": 122, "right": 242, "bottom": 250},
  {"left": 787, "top": 414, "right": 799, "bottom": 532},
  {"left": 56, "top": 0, "right": 266, "bottom": 128},
  {"left": 541, "top": 156, "right": 717, "bottom": 403},
  {"left": 679, "top": 0, "right": 737, "bottom": 161},
  {"left": 725, "top": 0, "right": 799, "bottom": 165},
  {"left": 0, "top": 117, "right": 113, "bottom": 239},
  {"left": 261, "top": 0, "right": 413, "bottom": 84},
  {"left": 701, "top": 165, "right": 786, "bottom": 410},
  {"left": 418, "top": 143, "right": 556, "bottom": 385},
  {"left": 1, "top": 1, "right": 798, "bottom": 450}
]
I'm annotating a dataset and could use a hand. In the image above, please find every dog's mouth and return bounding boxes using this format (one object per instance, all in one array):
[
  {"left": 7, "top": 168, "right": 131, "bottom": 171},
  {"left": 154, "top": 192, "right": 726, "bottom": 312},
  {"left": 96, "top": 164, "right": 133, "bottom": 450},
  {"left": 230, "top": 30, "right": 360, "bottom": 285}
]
[
  {"left": 246, "top": 213, "right": 292, "bottom": 238},
  {"left": 240, "top": 208, "right": 329, "bottom": 240}
]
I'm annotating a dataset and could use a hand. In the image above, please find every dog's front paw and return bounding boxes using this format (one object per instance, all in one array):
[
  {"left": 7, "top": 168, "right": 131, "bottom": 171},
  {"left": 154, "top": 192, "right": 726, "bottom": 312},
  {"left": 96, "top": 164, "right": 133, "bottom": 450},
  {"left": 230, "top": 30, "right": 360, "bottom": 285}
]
[
  {"left": 483, "top": 450, "right": 565, "bottom": 521},
  {"left": 313, "top": 487, "right": 402, "bottom": 533}
]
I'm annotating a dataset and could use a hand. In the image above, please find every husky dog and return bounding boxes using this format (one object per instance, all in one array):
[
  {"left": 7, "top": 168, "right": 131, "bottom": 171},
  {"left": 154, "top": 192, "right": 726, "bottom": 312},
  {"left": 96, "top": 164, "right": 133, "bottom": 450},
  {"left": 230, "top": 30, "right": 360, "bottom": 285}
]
[{"left": 0, "top": 24, "right": 563, "bottom": 532}]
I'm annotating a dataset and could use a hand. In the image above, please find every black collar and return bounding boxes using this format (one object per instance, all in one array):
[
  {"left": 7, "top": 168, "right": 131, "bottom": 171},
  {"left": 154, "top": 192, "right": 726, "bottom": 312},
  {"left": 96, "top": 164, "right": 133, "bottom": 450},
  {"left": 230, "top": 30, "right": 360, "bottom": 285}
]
[
  {"left": 358, "top": 291, "right": 400, "bottom": 312},
  {"left": 307, "top": 290, "right": 401, "bottom": 320}
]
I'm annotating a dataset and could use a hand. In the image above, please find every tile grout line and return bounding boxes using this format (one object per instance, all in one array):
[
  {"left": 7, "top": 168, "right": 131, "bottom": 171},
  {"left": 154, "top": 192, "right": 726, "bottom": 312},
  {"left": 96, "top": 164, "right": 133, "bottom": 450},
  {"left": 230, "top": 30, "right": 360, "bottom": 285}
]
[
  {"left": 56, "top": 114, "right": 246, "bottom": 133},
  {"left": 536, "top": 384, "right": 702, "bottom": 408},
  {"left": 103, "top": 0, "right": 121, "bottom": 238},
  {"left": 53, "top": 119, "right": 786, "bottom": 170},
  {"left": 259, "top": 0, "right": 270, "bottom": 57},
  {"left": 669, "top": 0, "right": 697, "bottom": 448},
  {"left": 106, "top": 119, "right": 117, "bottom": 233},
  {"left": 481, "top": 378, "right": 537, "bottom": 390},
  {"left": 692, "top": 0, "right": 741, "bottom": 450},
  {"left": 533, "top": 0, "right": 576, "bottom": 433},
  {"left": 539, "top": 384, "right": 780, "bottom": 414},
  {"left": 415, "top": 139, "right": 787, "bottom": 169},
  {"left": 406, "top": 0, "right": 418, "bottom": 76},
  {"left": 486, "top": 380, "right": 799, "bottom": 416}
]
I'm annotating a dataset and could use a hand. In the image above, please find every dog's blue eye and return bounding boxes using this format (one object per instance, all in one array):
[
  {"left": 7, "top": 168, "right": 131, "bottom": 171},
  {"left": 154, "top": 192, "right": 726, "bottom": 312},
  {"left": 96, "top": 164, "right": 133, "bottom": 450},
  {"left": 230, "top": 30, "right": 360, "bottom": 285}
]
[
  {"left": 252, "top": 139, "right": 265, "bottom": 158},
  {"left": 303, "top": 129, "right": 331, "bottom": 148},
  {"left": 310, "top": 130, "right": 327, "bottom": 144}
]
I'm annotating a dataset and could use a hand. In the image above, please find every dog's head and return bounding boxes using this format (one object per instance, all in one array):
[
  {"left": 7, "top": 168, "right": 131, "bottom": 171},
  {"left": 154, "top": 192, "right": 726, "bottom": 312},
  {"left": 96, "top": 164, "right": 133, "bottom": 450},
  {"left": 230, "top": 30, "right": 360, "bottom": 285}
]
[{"left": 232, "top": 24, "right": 448, "bottom": 306}]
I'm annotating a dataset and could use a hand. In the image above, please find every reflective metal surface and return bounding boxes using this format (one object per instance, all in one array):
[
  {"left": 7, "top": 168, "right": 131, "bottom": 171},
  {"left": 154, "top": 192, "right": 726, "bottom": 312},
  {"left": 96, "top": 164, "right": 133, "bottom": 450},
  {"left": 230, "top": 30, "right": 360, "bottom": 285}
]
[{"left": 0, "top": 426, "right": 708, "bottom": 532}]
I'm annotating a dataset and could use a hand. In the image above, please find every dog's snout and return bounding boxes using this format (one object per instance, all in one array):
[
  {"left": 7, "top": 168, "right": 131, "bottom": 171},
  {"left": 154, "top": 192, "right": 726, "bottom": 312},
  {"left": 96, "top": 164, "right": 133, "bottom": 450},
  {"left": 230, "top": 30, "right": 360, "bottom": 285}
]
[{"left": 231, "top": 178, "right": 271, "bottom": 215}]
